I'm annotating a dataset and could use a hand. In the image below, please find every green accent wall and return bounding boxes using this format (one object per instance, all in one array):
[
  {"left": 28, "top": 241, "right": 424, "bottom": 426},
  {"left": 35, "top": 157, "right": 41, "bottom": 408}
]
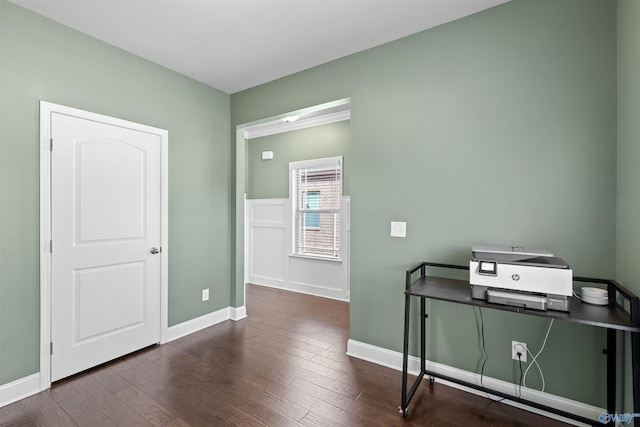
[
  {"left": 246, "top": 121, "right": 350, "bottom": 199},
  {"left": 616, "top": 0, "right": 640, "bottom": 413},
  {"left": 0, "top": 0, "right": 231, "bottom": 386},
  {"left": 232, "top": 0, "right": 617, "bottom": 406}
]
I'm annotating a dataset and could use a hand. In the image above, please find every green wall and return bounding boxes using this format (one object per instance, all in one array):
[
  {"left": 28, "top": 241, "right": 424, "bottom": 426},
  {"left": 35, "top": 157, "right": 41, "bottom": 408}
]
[
  {"left": 0, "top": 1, "right": 231, "bottom": 386},
  {"left": 246, "top": 121, "right": 350, "bottom": 199},
  {"left": 232, "top": 0, "right": 617, "bottom": 406},
  {"left": 616, "top": 2, "right": 640, "bottom": 299},
  {"left": 616, "top": 0, "right": 640, "bottom": 414}
]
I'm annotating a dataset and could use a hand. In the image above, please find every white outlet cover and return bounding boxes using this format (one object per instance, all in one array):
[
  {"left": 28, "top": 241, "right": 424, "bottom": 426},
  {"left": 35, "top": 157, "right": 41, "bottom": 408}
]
[
  {"left": 202, "top": 289, "right": 210, "bottom": 301},
  {"left": 390, "top": 221, "right": 406, "bottom": 238},
  {"left": 512, "top": 341, "right": 527, "bottom": 362}
]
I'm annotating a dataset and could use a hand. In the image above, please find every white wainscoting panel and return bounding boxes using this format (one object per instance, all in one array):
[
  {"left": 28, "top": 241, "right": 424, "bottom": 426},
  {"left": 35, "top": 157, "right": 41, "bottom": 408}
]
[
  {"left": 247, "top": 199, "right": 288, "bottom": 288},
  {"left": 246, "top": 197, "right": 350, "bottom": 301},
  {"left": 288, "top": 256, "right": 347, "bottom": 299},
  {"left": 251, "top": 226, "right": 286, "bottom": 284}
]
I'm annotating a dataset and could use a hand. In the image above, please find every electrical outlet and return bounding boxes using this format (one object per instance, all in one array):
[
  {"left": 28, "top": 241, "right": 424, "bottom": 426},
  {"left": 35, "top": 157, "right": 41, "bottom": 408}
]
[
  {"left": 202, "top": 289, "right": 209, "bottom": 301},
  {"left": 390, "top": 221, "right": 406, "bottom": 238},
  {"left": 512, "top": 341, "right": 527, "bottom": 362}
]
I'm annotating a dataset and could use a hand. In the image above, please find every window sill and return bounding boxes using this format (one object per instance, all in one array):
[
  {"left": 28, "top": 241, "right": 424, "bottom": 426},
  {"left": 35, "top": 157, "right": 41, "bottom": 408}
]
[{"left": 289, "top": 253, "right": 343, "bottom": 264}]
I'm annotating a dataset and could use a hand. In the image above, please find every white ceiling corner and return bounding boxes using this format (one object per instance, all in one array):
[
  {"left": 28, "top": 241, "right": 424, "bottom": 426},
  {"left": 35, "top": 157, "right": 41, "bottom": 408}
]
[{"left": 7, "top": 0, "right": 510, "bottom": 94}]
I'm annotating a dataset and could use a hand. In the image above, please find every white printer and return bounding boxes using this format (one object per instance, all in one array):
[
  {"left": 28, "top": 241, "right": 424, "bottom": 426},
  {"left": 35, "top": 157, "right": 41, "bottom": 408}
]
[{"left": 470, "top": 245, "right": 572, "bottom": 312}]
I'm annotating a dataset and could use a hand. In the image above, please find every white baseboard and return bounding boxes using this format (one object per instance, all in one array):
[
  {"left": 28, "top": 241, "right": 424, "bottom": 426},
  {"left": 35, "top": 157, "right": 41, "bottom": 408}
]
[
  {"left": 250, "top": 281, "right": 349, "bottom": 302},
  {"left": 231, "top": 306, "right": 247, "bottom": 321},
  {"left": 0, "top": 373, "right": 41, "bottom": 409},
  {"left": 346, "top": 339, "right": 602, "bottom": 427},
  {"left": 165, "top": 306, "right": 238, "bottom": 343}
]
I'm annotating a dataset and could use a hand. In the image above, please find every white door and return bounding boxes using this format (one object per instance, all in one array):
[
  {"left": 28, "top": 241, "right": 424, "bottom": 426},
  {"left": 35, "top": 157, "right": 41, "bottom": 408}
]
[{"left": 50, "top": 111, "right": 162, "bottom": 382}]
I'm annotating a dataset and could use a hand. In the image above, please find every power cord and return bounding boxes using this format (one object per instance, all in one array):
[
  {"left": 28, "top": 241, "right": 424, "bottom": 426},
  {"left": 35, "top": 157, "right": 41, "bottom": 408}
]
[
  {"left": 477, "top": 310, "right": 553, "bottom": 400},
  {"left": 516, "top": 352, "right": 524, "bottom": 398},
  {"left": 478, "top": 307, "right": 488, "bottom": 388},
  {"left": 477, "top": 307, "right": 505, "bottom": 403},
  {"left": 523, "top": 319, "right": 554, "bottom": 392}
]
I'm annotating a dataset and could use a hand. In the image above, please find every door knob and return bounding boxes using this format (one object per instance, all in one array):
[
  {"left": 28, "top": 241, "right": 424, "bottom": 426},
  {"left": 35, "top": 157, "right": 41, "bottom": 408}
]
[{"left": 150, "top": 247, "right": 160, "bottom": 254}]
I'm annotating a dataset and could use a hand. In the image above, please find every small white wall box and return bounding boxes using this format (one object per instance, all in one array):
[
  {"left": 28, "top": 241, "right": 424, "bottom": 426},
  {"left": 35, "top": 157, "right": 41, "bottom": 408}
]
[
  {"left": 261, "top": 151, "right": 274, "bottom": 160},
  {"left": 390, "top": 221, "right": 406, "bottom": 238}
]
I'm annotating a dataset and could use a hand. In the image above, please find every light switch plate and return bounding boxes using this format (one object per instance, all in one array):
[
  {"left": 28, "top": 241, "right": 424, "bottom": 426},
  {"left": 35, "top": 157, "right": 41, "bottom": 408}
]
[{"left": 391, "top": 221, "right": 406, "bottom": 238}]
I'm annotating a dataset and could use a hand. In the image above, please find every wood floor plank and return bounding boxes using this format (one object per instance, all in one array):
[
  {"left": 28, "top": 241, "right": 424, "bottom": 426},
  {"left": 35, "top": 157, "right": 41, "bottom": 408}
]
[
  {"left": 116, "top": 386, "right": 175, "bottom": 427},
  {"left": 246, "top": 373, "right": 360, "bottom": 427},
  {"left": 213, "top": 403, "right": 270, "bottom": 427},
  {"left": 300, "top": 410, "right": 347, "bottom": 427},
  {"left": 287, "top": 378, "right": 354, "bottom": 412},
  {"left": 70, "top": 375, "right": 153, "bottom": 427},
  {"left": 280, "top": 354, "right": 362, "bottom": 399},
  {"left": 231, "top": 377, "right": 309, "bottom": 422},
  {"left": 139, "top": 380, "right": 228, "bottom": 427},
  {"left": 19, "top": 390, "right": 79, "bottom": 427},
  {"left": 0, "top": 402, "right": 37, "bottom": 427},
  {"left": 53, "top": 389, "right": 114, "bottom": 427},
  {"left": 91, "top": 364, "right": 134, "bottom": 394},
  {"left": 218, "top": 385, "right": 303, "bottom": 427},
  {"left": 161, "top": 417, "right": 191, "bottom": 427}
]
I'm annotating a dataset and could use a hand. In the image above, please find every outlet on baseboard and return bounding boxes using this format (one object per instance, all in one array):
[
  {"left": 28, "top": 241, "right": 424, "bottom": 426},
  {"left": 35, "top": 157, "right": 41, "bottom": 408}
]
[
  {"left": 512, "top": 341, "right": 527, "bottom": 362},
  {"left": 202, "top": 288, "right": 209, "bottom": 301}
]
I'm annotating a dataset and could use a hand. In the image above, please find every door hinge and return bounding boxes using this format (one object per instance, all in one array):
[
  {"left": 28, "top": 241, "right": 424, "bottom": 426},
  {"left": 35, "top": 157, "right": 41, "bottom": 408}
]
[
  {"left": 50, "top": 342, "right": 53, "bottom": 355},
  {"left": 50, "top": 240, "right": 53, "bottom": 253},
  {"left": 50, "top": 138, "right": 53, "bottom": 151}
]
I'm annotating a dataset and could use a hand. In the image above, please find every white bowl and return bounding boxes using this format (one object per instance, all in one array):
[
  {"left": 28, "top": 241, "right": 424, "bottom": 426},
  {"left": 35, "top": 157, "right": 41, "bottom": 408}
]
[{"left": 581, "top": 287, "right": 608, "bottom": 305}]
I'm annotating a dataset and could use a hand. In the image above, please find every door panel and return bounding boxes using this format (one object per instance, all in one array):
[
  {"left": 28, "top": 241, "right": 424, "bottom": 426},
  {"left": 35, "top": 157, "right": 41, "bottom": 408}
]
[
  {"left": 51, "top": 112, "right": 161, "bottom": 382},
  {"left": 76, "top": 140, "right": 146, "bottom": 242},
  {"left": 74, "top": 262, "right": 146, "bottom": 342}
]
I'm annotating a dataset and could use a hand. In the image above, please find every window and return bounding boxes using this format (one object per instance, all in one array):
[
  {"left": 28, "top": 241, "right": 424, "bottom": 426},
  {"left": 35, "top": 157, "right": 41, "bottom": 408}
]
[
  {"left": 304, "top": 191, "right": 320, "bottom": 228},
  {"left": 290, "top": 157, "right": 342, "bottom": 259}
]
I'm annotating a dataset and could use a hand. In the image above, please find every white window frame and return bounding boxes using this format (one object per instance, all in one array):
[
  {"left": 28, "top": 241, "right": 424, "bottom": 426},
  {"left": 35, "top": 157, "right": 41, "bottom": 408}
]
[{"left": 290, "top": 156, "right": 343, "bottom": 261}]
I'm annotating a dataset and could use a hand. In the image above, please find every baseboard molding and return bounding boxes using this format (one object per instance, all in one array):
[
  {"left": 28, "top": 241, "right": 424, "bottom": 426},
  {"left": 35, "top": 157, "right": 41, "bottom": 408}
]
[
  {"left": 250, "top": 281, "right": 349, "bottom": 302},
  {"left": 0, "top": 373, "right": 41, "bottom": 409},
  {"left": 231, "top": 305, "right": 247, "bottom": 321},
  {"left": 165, "top": 306, "right": 238, "bottom": 343},
  {"left": 346, "top": 339, "right": 602, "bottom": 427}
]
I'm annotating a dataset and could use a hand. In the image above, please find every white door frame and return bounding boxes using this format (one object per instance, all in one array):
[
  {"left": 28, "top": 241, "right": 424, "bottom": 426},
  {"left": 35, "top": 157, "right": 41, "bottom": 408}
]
[{"left": 38, "top": 101, "right": 169, "bottom": 390}]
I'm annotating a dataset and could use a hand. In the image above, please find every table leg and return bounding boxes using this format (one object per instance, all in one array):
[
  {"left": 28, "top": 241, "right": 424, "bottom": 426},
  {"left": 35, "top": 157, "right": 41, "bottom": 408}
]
[
  {"left": 421, "top": 298, "right": 426, "bottom": 373},
  {"left": 606, "top": 328, "right": 616, "bottom": 414},
  {"left": 401, "top": 292, "right": 411, "bottom": 416},
  {"left": 632, "top": 331, "right": 640, "bottom": 415}
]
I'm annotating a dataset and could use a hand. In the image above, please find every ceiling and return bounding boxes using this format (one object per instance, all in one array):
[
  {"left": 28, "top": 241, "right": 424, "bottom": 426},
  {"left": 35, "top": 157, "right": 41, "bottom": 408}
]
[{"left": 8, "top": 0, "right": 509, "bottom": 94}]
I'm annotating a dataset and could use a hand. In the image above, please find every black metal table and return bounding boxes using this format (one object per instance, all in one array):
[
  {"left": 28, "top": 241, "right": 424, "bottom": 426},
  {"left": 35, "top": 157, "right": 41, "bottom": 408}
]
[{"left": 401, "top": 262, "right": 640, "bottom": 426}]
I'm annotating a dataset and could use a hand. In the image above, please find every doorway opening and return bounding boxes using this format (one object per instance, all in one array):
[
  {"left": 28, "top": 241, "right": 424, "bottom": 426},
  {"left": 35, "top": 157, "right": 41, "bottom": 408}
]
[{"left": 234, "top": 98, "right": 351, "bottom": 305}]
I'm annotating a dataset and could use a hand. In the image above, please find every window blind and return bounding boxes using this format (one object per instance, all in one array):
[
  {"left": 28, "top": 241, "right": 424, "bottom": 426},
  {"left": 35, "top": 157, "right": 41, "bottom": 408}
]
[{"left": 290, "top": 157, "right": 342, "bottom": 259}]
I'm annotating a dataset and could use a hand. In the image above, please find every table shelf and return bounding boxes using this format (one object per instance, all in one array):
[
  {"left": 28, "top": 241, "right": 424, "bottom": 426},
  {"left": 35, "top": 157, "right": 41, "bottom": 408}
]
[
  {"left": 400, "top": 262, "right": 640, "bottom": 426},
  {"left": 408, "top": 275, "right": 640, "bottom": 332}
]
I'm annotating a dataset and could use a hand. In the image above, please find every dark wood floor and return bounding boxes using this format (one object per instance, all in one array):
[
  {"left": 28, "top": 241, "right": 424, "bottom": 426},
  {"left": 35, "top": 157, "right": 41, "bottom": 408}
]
[{"left": 1, "top": 284, "right": 569, "bottom": 426}]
